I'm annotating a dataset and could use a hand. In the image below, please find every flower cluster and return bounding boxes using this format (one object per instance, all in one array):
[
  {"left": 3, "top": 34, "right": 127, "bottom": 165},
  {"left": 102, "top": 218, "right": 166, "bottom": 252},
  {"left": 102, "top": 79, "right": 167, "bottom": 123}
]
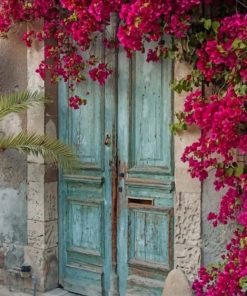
[
  {"left": 89, "top": 63, "right": 112, "bottom": 85},
  {"left": 68, "top": 95, "right": 87, "bottom": 109},
  {"left": 0, "top": 0, "right": 203, "bottom": 86},
  {"left": 117, "top": 0, "right": 202, "bottom": 58},
  {"left": 178, "top": 13, "right": 247, "bottom": 295},
  {"left": 182, "top": 88, "right": 247, "bottom": 181},
  {"left": 193, "top": 229, "right": 247, "bottom": 295}
]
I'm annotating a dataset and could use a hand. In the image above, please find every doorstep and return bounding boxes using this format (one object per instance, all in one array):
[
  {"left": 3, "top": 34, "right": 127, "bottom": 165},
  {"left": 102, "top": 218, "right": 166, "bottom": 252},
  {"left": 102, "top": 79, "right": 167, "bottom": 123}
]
[{"left": 0, "top": 286, "right": 76, "bottom": 296}]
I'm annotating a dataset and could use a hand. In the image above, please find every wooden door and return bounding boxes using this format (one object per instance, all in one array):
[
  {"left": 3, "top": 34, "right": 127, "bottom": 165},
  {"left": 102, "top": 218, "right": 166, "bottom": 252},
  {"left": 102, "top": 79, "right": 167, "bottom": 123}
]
[
  {"left": 59, "top": 41, "right": 173, "bottom": 296},
  {"left": 117, "top": 48, "right": 174, "bottom": 296},
  {"left": 58, "top": 36, "right": 117, "bottom": 295}
]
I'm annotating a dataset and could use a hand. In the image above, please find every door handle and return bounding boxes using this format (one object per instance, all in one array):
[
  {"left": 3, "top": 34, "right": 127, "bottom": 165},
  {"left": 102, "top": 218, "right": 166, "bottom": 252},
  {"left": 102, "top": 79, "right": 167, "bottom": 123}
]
[{"left": 104, "top": 133, "right": 111, "bottom": 146}]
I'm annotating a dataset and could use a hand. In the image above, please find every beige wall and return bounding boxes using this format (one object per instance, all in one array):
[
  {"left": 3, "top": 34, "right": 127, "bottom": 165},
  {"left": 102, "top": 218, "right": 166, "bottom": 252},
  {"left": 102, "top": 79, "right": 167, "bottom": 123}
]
[
  {"left": 173, "top": 61, "right": 202, "bottom": 282},
  {"left": 25, "top": 24, "right": 59, "bottom": 292},
  {"left": 0, "top": 26, "right": 58, "bottom": 292},
  {"left": 0, "top": 29, "right": 28, "bottom": 284}
]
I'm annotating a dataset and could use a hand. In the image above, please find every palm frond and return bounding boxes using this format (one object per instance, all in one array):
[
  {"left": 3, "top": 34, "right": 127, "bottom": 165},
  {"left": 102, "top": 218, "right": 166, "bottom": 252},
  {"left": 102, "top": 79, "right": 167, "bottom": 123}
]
[
  {"left": 0, "top": 91, "right": 48, "bottom": 120},
  {"left": 0, "top": 132, "right": 80, "bottom": 169}
]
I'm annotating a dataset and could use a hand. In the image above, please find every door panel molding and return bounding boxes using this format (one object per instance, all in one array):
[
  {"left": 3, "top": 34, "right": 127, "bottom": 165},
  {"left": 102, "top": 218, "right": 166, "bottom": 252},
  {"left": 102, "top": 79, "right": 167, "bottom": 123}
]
[{"left": 118, "top": 46, "right": 174, "bottom": 296}]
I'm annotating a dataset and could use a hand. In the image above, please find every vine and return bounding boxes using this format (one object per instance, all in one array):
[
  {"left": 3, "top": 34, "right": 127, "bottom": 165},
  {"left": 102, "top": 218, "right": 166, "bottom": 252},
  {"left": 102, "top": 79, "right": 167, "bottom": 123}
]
[{"left": 0, "top": 1, "right": 246, "bottom": 295}]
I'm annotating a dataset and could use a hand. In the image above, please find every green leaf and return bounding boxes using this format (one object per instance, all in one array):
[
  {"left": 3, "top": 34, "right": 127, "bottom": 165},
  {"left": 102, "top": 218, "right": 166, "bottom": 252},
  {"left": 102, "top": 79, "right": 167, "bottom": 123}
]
[
  {"left": 168, "top": 49, "right": 176, "bottom": 59},
  {"left": 0, "top": 91, "right": 47, "bottom": 120},
  {"left": 234, "top": 83, "right": 247, "bottom": 96},
  {"left": 225, "top": 167, "right": 234, "bottom": 177},
  {"left": 240, "top": 276, "right": 247, "bottom": 292},
  {"left": 196, "top": 32, "right": 206, "bottom": 43},
  {"left": 170, "top": 112, "right": 187, "bottom": 134},
  {"left": 232, "top": 38, "right": 246, "bottom": 50},
  {"left": 234, "top": 165, "right": 244, "bottom": 177},
  {"left": 204, "top": 19, "right": 212, "bottom": 30},
  {"left": 0, "top": 132, "right": 80, "bottom": 169},
  {"left": 170, "top": 122, "right": 187, "bottom": 134},
  {"left": 212, "top": 21, "right": 220, "bottom": 34}
]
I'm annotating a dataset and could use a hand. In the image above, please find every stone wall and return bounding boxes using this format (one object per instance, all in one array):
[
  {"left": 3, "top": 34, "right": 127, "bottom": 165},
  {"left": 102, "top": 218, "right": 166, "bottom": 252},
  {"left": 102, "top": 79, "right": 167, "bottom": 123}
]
[
  {"left": 173, "top": 61, "right": 233, "bottom": 279},
  {"left": 202, "top": 172, "right": 235, "bottom": 265},
  {"left": 0, "top": 25, "right": 58, "bottom": 292},
  {"left": 24, "top": 24, "right": 59, "bottom": 292},
  {"left": 173, "top": 61, "right": 202, "bottom": 282},
  {"left": 0, "top": 29, "right": 28, "bottom": 283}
]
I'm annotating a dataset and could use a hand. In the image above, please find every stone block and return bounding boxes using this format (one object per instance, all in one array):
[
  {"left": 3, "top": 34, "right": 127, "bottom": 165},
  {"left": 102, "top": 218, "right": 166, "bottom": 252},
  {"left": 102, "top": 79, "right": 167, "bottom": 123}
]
[
  {"left": 174, "top": 244, "right": 201, "bottom": 283},
  {"left": 174, "top": 127, "right": 200, "bottom": 170},
  {"left": 28, "top": 220, "right": 58, "bottom": 249},
  {"left": 175, "top": 168, "right": 201, "bottom": 193},
  {"left": 7, "top": 268, "right": 33, "bottom": 294},
  {"left": 27, "top": 164, "right": 45, "bottom": 183},
  {"left": 44, "top": 182, "right": 58, "bottom": 221},
  {"left": 27, "top": 181, "right": 57, "bottom": 222},
  {"left": 27, "top": 36, "right": 45, "bottom": 94},
  {"left": 175, "top": 193, "right": 201, "bottom": 246},
  {"left": 3, "top": 243, "right": 25, "bottom": 266},
  {"left": 0, "top": 25, "right": 27, "bottom": 93},
  {"left": 202, "top": 171, "right": 236, "bottom": 265},
  {"left": 0, "top": 150, "right": 27, "bottom": 190},
  {"left": 24, "top": 246, "right": 58, "bottom": 292},
  {"left": 45, "top": 118, "right": 57, "bottom": 138},
  {"left": 26, "top": 104, "right": 45, "bottom": 164},
  {"left": 43, "top": 288, "right": 69, "bottom": 296},
  {"left": 27, "top": 181, "right": 45, "bottom": 221},
  {"left": 45, "top": 164, "right": 58, "bottom": 182},
  {"left": 174, "top": 61, "right": 192, "bottom": 82},
  {"left": 0, "top": 113, "right": 22, "bottom": 135},
  {"left": 26, "top": 27, "right": 45, "bottom": 166},
  {"left": 173, "top": 61, "right": 192, "bottom": 111},
  {"left": 163, "top": 269, "right": 192, "bottom": 296}
]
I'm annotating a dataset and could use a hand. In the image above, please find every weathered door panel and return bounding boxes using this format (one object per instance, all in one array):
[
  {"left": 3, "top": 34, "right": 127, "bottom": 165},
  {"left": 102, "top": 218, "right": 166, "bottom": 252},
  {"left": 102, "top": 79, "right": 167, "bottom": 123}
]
[
  {"left": 59, "top": 37, "right": 173, "bottom": 295},
  {"left": 117, "top": 48, "right": 174, "bottom": 296},
  {"left": 59, "top": 35, "right": 116, "bottom": 295}
]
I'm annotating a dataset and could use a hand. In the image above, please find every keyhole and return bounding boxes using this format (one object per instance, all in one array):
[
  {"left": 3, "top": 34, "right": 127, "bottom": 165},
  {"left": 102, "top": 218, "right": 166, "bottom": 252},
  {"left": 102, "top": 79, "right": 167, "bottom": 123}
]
[{"left": 104, "top": 134, "right": 111, "bottom": 146}]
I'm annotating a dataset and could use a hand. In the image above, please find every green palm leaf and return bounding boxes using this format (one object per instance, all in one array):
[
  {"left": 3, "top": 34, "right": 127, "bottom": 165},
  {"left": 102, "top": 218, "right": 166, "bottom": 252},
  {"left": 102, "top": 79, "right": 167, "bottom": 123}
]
[
  {"left": 0, "top": 132, "right": 79, "bottom": 169},
  {"left": 0, "top": 91, "right": 46, "bottom": 120}
]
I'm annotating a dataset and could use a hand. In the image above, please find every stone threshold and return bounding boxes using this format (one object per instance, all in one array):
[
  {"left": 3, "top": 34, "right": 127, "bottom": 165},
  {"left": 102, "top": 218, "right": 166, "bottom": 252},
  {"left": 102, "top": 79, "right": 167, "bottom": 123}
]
[{"left": 0, "top": 286, "right": 76, "bottom": 296}]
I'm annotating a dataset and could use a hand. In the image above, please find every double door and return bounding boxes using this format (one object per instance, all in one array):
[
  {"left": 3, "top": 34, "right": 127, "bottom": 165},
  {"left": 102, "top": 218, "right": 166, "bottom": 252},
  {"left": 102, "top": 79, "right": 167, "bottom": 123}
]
[{"left": 59, "top": 37, "right": 174, "bottom": 296}]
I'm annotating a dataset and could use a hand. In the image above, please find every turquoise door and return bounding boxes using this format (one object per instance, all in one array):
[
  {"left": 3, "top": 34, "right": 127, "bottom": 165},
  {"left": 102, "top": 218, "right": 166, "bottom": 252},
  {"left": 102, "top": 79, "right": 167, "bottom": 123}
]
[{"left": 59, "top": 41, "right": 173, "bottom": 296}]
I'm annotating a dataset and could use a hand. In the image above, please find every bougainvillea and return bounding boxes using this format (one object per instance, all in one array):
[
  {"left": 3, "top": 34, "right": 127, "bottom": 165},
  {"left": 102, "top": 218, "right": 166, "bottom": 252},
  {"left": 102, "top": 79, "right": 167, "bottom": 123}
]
[
  {"left": 0, "top": 0, "right": 208, "bottom": 88},
  {"left": 193, "top": 228, "right": 247, "bottom": 295},
  {"left": 0, "top": 1, "right": 246, "bottom": 295}
]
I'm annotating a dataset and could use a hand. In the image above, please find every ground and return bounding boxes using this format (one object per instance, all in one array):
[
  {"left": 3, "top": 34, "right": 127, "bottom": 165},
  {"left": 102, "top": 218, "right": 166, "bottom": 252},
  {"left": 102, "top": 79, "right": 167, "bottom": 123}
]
[{"left": 0, "top": 286, "right": 76, "bottom": 296}]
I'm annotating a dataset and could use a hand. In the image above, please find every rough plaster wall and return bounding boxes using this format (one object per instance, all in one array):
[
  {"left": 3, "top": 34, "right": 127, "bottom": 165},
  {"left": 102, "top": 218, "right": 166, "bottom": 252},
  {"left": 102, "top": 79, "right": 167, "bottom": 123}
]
[
  {"left": 202, "top": 171, "right": 235, "bottom": 265},
  {"left": 0, "top": 31, "right": 28, "bottom": 281}
]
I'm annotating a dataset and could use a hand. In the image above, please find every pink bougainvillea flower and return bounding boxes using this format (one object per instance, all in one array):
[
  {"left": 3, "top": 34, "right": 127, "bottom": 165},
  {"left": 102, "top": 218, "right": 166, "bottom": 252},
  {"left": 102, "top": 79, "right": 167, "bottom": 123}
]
[
  {"left": 89, "top": 63, "right": 112, "bottom": 85},
  {"left": 68, "top": 95, "right": 87, "bottom": 109}
]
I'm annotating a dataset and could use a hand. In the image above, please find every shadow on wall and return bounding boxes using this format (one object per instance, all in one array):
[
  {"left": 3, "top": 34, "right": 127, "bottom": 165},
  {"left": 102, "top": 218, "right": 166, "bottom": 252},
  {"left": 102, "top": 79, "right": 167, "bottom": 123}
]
[{"left": 202, "top": 170, "right": 236, "bottom": 265}]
